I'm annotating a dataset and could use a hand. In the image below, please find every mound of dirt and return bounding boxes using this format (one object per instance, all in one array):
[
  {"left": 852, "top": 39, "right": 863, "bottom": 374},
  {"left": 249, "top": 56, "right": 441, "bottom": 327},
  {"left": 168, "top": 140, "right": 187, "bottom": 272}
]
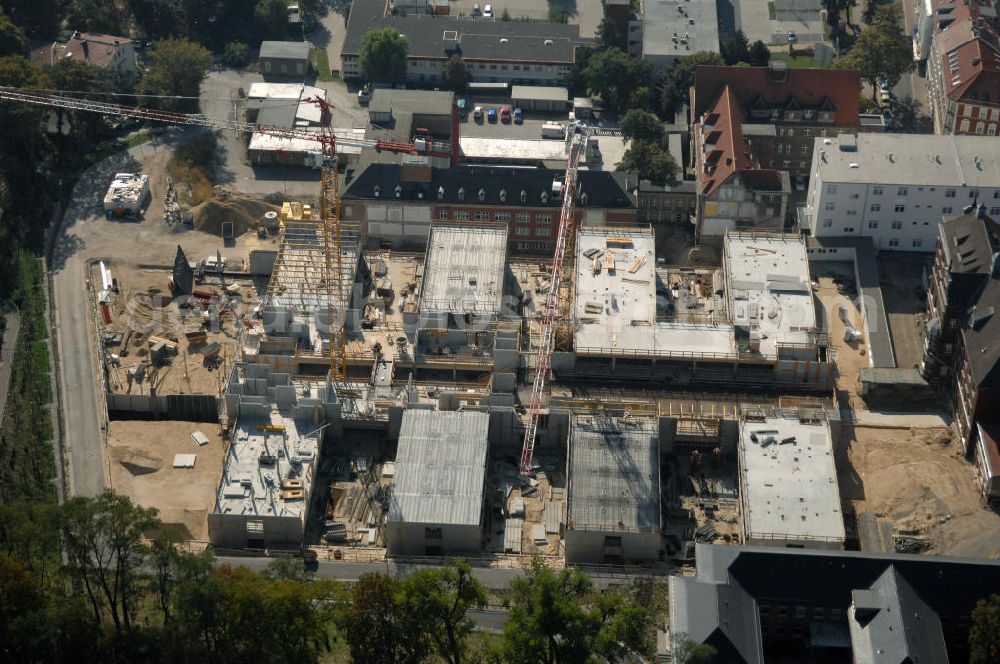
[
  {"left": 116, "top": 447, "right": 163, "bottom": 476},
  {"left": 191, "top": 195, "right": 280, "bottom": 237}
]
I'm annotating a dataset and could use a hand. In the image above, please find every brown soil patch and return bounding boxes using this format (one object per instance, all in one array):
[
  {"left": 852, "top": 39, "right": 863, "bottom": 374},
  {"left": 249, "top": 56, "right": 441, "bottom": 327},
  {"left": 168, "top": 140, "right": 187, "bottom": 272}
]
[
  {"left": 840, "top": 425, "right": 1000, "bottom": 558},
  {"left": 191, "top": 193, "right": 279, "bottom": 236}
]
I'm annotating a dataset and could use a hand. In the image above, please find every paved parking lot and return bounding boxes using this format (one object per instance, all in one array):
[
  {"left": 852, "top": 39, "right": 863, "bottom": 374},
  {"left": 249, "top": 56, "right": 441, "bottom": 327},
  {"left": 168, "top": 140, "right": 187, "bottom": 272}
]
[{"left": 448, "top": 0, "right": 605, "bottom": 40}]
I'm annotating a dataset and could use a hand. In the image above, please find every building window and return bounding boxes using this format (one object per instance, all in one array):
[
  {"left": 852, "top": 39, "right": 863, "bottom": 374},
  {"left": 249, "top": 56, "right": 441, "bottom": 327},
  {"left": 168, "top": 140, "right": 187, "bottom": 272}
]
[
  {"left": 894, "top": 204, "right": 905, "bottom": 213},
  {"left": 970, "top": 189, "right": 979, "bottom": 198},
  {"left": 897, "top": 187, "right": 908, "bottom": 196},
  {"left": 991, "top": 125, "right": 998, "bottom": 136},
  {"left": 604, "top": 536, "right": 623, "bottom": 547},
  {"left": 455, "top": 211, "right": 469, "bottom": 220},
  {"left": 824, "top": 202, "right": 836, "bottom": 211},
  {"left": 438, "top": 210, "right": 448, "bottom": 220},
  {"left": 991, "top": 207, "right": 1000, "bottom": 216},
  {"left": 945, "top": 189, "right": 956, "bottom": 198},
  {"left": 843, "top": 227, "right": 855, "bottom": 233},
  {"left": 913, "top": 239, "right": 923, "bottom": 248},
  {"left": 822, "top": 219, "right": 833, "bottom": 227},
  {"left": 425, "top": 527, "right": 443, "bottom": 540},
  {"left": 831, "top": 608, "right": 842, "bottom": 620},
  {"left": 870, "top": 203, "right": 881, "bottom": 212},
  {"left": 942, "top": 206, "right": 953, "bottom": 214},
  {"left": 889, "top": 239, "right": 900, "bottom": 247},
  {"left": 495, "top": 212, "right": 510, "bottom": 222},
  {"left": 516, "top": 212, "right": 531, "bottom": 222},
  {"left": 892, "top": 221, "right": 902, "bottom": 229},
  {"left": 868, "top": 221, "right": 878, "bottom": 229},
  {"left": 873, "top": 186, "right": 883, "bottom": 195},
  {"left": 516, "top": 226, "right": 530, "bottom": 236},
  {"left": 850, "top": 193, "right": 860, "bottom": 199},
  {"left": 827, "top": 184, "right": 838, "bottom": 194},
  {"left": 537, "top": 214, "right": 552, "bottom": 223},
  {"left": 846, "top": 210, "right": 857, "bottom": 216},
  {"left": 474, "top": 211, "right": 489, "bottom": 221},
  {"left": 535, "top": 227, "right": 551, "bottom": 237}
]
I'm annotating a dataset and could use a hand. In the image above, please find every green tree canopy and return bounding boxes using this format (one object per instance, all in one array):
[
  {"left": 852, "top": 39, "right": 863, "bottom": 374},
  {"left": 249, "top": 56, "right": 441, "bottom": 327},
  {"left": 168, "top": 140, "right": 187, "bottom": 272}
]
[
  {"left": 0, "top": 0, "right": 64, "bottom": 35},
  {"left": 617, "top": 140, "right": 678, "bottom": 184},
  {"left": 749, "top": 40, "right": 771, "bottom": 66},
  {"left": 596, "top": 15, "right": 623, "bottom": 50},
  {"left": 360, "top": 27, "right": 409, "bottom": 83},
  {"left": 0, "top": 8, "right": 27, "bottom": 57},
  {"left": 442, "top": 55, "right": 470, "bottom": 92},
  {"left": 838, "top": 3, "right": 912, "bottom": 95},
  {"left": 138, "top": 38, "right": 211, "bottom": 112},
  {"left": 674, "top": 635, "right": 718, "bottom": 664},
  {"left": 65, "top": 0, "right": 125, "bottom": 34},
  {"left": 335, "top": 572, "right": 428, "bottom": 664},
  {"left": 255, "top": 0, "right": 289, "bottom": 40},
  {"left": 620, "top": 108, "right": 663, "bottom": 143},
  {"left": 581, "top": 47, "right": 651, "bottom": 112},
  {"left": 971, "top": 594, "right": 1000, "bottom": 664},
  {"left": 721, "top": 30, "right": 751, "bottom": 65},
  {"left": 659, "top": 50, "right": 724, "bottom": 117},
  {"left": 222, "top": 40, "right": 252, "bottom": 68}
]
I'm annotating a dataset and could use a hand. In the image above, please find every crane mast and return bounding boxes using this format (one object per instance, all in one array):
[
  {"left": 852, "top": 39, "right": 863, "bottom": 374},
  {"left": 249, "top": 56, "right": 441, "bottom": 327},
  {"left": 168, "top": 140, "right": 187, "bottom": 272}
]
[
  {"left": 0, "top": 85, "right": 437, "bottom": 385},
  {"left": 519, "top": 132, "right": 587, "bottom": 476}
]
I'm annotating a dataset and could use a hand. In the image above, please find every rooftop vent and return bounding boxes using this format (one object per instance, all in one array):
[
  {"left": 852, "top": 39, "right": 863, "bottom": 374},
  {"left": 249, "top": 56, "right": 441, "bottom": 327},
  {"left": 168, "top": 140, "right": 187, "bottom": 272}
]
[
  {"left": 767, "top": 60, "right": 789, "bottom": 83},
  {"left": 500, "top": 38, "right": 508, "bottom": 44},
  {"left": 544, "top": 39, "right": 553, "bottom": 45},
  {"left": 849, "top": 163, "right": 859, "bottom": 168},
  {"left": 443, "top": 30, "right": 458, "bottom": 40}
]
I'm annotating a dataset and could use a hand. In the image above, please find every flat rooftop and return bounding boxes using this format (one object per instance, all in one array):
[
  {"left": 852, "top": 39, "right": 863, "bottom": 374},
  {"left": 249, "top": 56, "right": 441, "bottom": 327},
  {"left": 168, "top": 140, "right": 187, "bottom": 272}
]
[
  {"left": 739, "top": 416, "right": 844, "bottom": 544},
  {"left": 249, "top": 127, "right": 364, "bottom": 155},
  {"left": 813, "top": 133, "right": 1000, "bottom": 186},
  {"left": 388, "top": 410, "right": 489, "bottom": 527},
  {"left": 725, "top": 232, "right": 816, "bottom": 357},
  {"left": 574, "top": 228, "right": 736, "bottom": 357},
  {"left": 214, "top": 396, "right": 323, "bottom": 520},
  {"left": 420, "top": 223, "right": 507, "bottom": 316},
  {"left": 567, "top": 415, "right": 660, "bottom": 533},
  {"left": 642, "top": 0, "right": 720, "bottom": 60},
  {"left": 459, "top": 137, "right": 568, "bottom": 164}
]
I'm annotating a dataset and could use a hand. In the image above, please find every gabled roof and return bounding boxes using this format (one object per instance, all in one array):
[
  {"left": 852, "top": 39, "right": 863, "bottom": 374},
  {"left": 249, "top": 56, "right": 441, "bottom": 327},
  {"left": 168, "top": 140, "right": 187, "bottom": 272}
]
[
  {"left": 30, "top": 31, "right": 132, "bottom": 70},
  {"left": 259, "top": 40, "right": 311, "bottom": 61},
  {"left": 690, "top": 65, "right": 861, "bottom": 125},
  {"left": 931, "top": 0, "right": 1000, "bottom": 105}
]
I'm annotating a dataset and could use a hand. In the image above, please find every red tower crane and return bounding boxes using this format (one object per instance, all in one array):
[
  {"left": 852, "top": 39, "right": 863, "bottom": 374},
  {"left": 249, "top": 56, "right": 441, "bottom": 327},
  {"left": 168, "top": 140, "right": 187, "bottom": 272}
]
[{"left": 519, "top": 132, "right": 587, "bottom": 475}]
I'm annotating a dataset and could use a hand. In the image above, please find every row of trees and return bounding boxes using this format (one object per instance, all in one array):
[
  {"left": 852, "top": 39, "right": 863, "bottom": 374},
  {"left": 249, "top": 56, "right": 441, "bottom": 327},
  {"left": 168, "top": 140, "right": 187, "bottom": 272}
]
[{"left": 1, "top": 490, "right": 660, "bottom": 664}]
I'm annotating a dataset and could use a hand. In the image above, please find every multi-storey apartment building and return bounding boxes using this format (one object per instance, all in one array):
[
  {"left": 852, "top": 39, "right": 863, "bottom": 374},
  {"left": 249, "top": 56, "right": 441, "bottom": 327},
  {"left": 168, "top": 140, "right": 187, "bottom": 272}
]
[
  {"left": 342, "top": 0, "right": 590, "bottom": 85},
  {"left": 925, "top": 0, "right": 1000, "bottom": 135},
  {"left": 690, "top": 63, "right": 861, "bottom": 182},
  {"left": 802, "top": 133, "right": 1000, "bottom": 251},
  {"left": 922, "top": 206, "right": 1000, "bottom": 501}
]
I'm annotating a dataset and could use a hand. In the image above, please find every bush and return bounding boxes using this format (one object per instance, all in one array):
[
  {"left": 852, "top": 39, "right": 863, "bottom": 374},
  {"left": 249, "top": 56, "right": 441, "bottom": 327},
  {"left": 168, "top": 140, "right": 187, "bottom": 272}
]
[
  {"left": 222, "top": 41, "right": 252, "bottom": 68},
  {"left": 168, "top": 134, "right": 217, "bottom": 205}
]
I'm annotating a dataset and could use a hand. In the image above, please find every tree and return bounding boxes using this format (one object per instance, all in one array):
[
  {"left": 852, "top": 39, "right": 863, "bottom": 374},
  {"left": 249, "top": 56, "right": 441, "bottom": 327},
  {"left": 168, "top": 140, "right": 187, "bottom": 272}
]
[
  {"left": 620, "top": 108, "right": 663, "bottom": 143},
  {"left": 749, "top": 40, "right": 771, "bottom": 66},
  {"left": 674, "top": 636, "right": 717, "bottom": 664},
  {"left": 617, "top": 141, "right": 678, "bottom": 184},
  {"left": 720, "top": 30, "right": 751, "bottom": 65},
  {"left": 222, "top": 40, "right": 252, "bottom": 68},
  {"left": 336, "top": 572, "right": 428, "bottom": 664},
  {"left": 65, "top": 0, "right": 124, "bottom": 34},
  {"left": 442, "top": 55, "right": 470, "bottom": 92},
  {"left": 46, "top": 59, "right": 110, "bottom": 144},
  {"left": 659, "top": 50, "right": 724, "bottom": 117},
  {"left": 0, "top": 0, "right": 64, "bottom": 35},
  {"left": 838, "top": 3, "right": 912, "bottom": 96},
  {"left": 400, "top": 560, "right": 487, "bottom": 664},
  {"left": 59, "top": 491, "right": 159, "bottom": 633},
  {"left": 0, "top": 8, "right": 27, "bottom": 58},
  {"left": 360, "top": 27, "right": 408, "bottom": 83},
  {"left": 581, "top": 47, "right": 651, "bottom": 112},
  {"left": 596, "top": 16, "right": 623, "bottom": 50},
  {"left": 970, "top": 594, "right": 1000, "bottom": 664},
  {"left": 138, "top": 38, "right": 211, "bottom": 112},
  {"left": 255, "top": 0, "right": 289, "bottom": 40}
]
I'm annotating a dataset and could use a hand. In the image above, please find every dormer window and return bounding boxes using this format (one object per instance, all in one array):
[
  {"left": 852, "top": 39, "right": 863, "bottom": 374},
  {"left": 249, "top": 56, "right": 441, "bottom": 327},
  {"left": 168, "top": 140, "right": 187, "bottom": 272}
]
[
  {"left": 438, "top": 186, "right": 444, "bottom": 200},
  {"left": 478, "top": 188, "right": 486, "bottom": 202},
  {"left": 458, "top": 187, "right": 465, "bottom": 201},
  {"left": 499, "top": 188, "right": 507, "bottom": 202},
  {"left": 373, "top": 185, "right": 381, "bottom": 197},
  {"left": 520, "top": 189, "right": 527, "bottom": 203},
  {"left": 395, "top": 185, "right": 402, "bottom": 198},
  {"left": 540, "top": 191, "right": 548, "bottom": 203}
]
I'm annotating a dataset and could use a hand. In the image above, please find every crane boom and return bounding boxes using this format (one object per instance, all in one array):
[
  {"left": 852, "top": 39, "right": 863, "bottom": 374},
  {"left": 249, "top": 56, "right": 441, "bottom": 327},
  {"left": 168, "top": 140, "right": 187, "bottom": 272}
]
[{"left": 519, "top": 133, "right": 587, "bottom": 476}]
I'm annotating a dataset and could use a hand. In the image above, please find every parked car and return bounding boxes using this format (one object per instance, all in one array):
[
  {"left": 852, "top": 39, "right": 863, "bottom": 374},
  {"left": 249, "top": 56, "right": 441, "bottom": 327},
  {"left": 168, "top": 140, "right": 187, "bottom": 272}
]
[
  {"left": 500, "top": 104, "right": 511, "bottom": 123},
  {"left": 513, "top": 107, "right": 523, "bottom": 124},
  {"left": 473, "top": 3, "right": 481, "bottom": 15},
  {"left": 483, "top": 4, "right": 493, "bottom": 17},
  {"left": 487, "top": 107, "right": 498, "bottom": 123},
  {"left": 878, "top": 74, "right": 891, "bottom": 105},
  {"left": 473, "top": 105, "right": 484, "bottom": 122},
  {"left": 357, "top": 83, "right": 372, "bottom": 106}
]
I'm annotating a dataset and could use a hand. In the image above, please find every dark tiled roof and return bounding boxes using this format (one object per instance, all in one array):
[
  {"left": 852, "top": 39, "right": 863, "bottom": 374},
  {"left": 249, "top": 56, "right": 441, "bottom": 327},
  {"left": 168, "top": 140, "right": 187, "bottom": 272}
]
[
  {"left": 343, "top": 0, "right": 587, "bottom": 63},
  {"left": 931, "top": 0, "right": 1000, "bottom": 105},
  {"left": 343, "top": 163, "right": 635, "bottom": 208},
  {"left": 691, "top": 65, "right": 861, "bottom": 125},
  {"left": 940, "top": 209, "right": 1000, "bottom": 275},
  {"left": 961, "top": 278, "right": 1000, "bottom": 387}
]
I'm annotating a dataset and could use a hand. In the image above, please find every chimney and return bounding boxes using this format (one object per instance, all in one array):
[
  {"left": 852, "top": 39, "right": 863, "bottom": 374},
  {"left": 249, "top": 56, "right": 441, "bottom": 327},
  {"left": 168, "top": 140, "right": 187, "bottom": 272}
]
[{"left": 81, "top": 39, "right": 89, "bottom": 61}]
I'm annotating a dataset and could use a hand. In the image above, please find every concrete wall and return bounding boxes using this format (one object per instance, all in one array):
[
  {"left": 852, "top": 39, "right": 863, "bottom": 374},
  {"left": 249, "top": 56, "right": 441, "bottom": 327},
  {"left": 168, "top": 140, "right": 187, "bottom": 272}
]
[
  {"left": 208, "top": 512, "right": 305, "bottom": 548},
  {"left": 107, "top": 393, "right": 219, "bottom": 421},
  {"left": 384, "top": 521, "right": 481, "bottom": 555},
  {"left": 564, "top": 529, "right": 661, "bottom": 564}
]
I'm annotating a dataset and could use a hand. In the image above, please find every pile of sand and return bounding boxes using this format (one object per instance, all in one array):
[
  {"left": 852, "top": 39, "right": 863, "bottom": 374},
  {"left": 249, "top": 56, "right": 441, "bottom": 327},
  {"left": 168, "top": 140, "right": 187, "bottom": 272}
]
[{"left": 191, "top": 194, "right": 279, "bottom": 237}]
